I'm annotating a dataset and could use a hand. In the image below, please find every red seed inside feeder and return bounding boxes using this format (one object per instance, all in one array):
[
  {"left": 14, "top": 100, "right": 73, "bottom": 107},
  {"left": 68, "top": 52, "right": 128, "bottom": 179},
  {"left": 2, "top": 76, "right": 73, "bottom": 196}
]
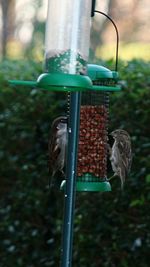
[{"left": 77, "top": 104, "right": 108, "bottom": 180}]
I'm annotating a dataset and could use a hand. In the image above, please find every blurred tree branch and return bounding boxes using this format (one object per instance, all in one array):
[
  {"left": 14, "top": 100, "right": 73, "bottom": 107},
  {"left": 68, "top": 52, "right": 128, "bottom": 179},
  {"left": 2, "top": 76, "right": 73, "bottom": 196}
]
[{"left": 0, "top": 0, "right": 15, "bottom": 58}]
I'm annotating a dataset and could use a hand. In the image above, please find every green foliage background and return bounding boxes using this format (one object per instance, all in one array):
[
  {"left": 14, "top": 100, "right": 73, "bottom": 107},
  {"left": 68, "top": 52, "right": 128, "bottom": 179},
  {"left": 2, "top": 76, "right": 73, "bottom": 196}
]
[{"left": 0, "top": 59, "right": 150, "bottom": 267}]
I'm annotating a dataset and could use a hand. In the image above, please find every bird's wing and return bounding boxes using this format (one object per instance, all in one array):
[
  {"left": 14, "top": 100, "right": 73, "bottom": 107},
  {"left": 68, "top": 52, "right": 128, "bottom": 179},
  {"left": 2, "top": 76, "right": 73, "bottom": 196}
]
[
  {"left": 48, "top": 132, "right": 60, "bottom": 178},
  {"left": 118, "top": 139, "right": 132, "bottom": 175}
]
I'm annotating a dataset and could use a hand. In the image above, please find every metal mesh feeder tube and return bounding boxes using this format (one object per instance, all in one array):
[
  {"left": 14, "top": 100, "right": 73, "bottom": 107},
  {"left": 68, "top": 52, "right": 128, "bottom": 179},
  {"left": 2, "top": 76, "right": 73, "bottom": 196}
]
[
  {"left": 76, "top": 64, "right": 121, "bottom": 192},
  {"left": 76, "top": 91, "right": 110, "bottom": 192}
]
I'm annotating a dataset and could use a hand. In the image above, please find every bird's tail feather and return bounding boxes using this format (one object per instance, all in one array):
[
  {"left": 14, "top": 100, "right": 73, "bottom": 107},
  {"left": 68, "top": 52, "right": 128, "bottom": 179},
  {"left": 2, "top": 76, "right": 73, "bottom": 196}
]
[{"left": 108, "top": 174, "right": 125, "bottom": 190}]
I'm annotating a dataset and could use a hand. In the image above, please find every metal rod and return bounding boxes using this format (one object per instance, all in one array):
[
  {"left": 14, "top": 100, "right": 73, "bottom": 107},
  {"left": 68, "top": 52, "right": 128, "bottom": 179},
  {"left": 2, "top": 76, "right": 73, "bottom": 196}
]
[
  {"left": 91, "top": 0, "right": 96, "bottom": 17},
  {"left": 60, "top": 92, "right": 81, "bottom": 267}
]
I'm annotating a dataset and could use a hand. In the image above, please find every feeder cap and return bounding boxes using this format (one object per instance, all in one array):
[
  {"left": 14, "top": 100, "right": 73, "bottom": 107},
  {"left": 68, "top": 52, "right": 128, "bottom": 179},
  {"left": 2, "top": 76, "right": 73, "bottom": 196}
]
[{"left": 87, "top": 64, "right": 118, "bottom": 80}]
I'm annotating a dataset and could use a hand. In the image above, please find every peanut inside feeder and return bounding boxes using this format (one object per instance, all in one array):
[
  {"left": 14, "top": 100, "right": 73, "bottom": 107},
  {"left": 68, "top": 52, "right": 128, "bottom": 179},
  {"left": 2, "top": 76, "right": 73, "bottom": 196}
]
[{"left": 77, "top": 91, "right": 109, "bottom": 183}]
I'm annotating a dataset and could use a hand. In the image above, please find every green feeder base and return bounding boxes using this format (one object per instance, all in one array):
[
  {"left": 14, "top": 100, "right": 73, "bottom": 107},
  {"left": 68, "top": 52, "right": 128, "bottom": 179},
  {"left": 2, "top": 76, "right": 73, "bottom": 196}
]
[
  {"left": 77, "top": 173, "right": 111, "bottom": 192},
  {"left": 76, "top": 180, "right": 111, "bottom": 192},
  {"left": 60, "top": 179, "right": 111, "bottom": 192}
]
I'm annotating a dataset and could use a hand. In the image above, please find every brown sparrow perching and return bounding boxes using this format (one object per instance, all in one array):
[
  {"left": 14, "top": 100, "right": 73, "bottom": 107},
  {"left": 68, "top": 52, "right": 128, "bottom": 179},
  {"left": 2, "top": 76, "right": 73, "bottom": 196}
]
[
  {"left": 48, "top": 116, "right": 68, "bottom": 187},
  {"left": 109, "top": 129, "right": 132, "bottom": 189}
]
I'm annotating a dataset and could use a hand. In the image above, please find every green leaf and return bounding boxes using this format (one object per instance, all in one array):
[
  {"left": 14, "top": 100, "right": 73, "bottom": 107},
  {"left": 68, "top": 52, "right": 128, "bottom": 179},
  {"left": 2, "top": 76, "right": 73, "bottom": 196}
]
[{"left": 146, "top": 174, "right": 150, "bottom": 183}]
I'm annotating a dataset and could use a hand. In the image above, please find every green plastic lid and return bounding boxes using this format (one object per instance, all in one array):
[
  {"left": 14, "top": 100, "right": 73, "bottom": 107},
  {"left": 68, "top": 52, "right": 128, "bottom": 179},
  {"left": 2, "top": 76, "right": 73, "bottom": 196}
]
[{"left": 87, "top": 64, "right": 118, "bottom": 80}]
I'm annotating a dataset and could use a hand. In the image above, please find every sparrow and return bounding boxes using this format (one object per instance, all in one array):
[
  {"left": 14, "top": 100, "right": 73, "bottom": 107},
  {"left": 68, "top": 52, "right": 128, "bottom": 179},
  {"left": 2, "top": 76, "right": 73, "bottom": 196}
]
[
  {"left": 108, "top": 129, "right": 132, "bottom": 189},
  {"left": 48, "top": 116, "right": 68, "bottom": 187}
]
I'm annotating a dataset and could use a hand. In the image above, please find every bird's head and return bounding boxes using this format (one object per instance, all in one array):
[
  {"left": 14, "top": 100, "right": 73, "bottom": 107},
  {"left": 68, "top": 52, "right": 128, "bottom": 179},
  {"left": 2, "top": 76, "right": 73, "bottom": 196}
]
[
  {"left": 52, "top": 116, "right": 67, "bottom": 131},
  {"left": 110, "top": 129, "right": 130, "bottom": 140}
]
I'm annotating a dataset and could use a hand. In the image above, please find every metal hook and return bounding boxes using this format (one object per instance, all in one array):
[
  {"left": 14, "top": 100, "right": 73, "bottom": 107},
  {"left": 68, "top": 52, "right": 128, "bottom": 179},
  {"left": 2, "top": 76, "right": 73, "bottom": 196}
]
[{"left": 94, "top": 10, "right": 119, "bottom": 72}]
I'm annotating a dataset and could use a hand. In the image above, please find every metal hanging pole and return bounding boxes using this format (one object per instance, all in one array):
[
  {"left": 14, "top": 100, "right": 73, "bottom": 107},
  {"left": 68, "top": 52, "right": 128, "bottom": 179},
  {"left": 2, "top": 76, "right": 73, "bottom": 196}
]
[{"left": 60, "top": 92, "right": 81, "bottom": 267}]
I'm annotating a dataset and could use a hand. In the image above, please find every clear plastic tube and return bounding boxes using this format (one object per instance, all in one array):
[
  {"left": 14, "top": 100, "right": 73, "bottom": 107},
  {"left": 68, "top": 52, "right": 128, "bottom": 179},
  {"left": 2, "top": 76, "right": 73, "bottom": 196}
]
[{"left": 45, "top": 0, "right": 92, "bottom": 74}]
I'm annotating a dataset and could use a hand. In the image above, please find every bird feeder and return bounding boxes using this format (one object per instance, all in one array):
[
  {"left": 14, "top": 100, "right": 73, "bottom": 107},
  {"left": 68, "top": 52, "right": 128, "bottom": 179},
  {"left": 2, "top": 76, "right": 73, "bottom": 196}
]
[
  {"left": 77, "top": 11, "right": 120, "bottom": 192},
  {"left": 61, "top": 11, "right": 121, "bottom": 192},
  {"left": 9, "top": 0, "right": 92, "bottom": 91},
  {"left": 9, "top": 1, "right": 121, "bottom": 266},
  {"left": 9, "top": 2, "right": 120, "bottom": 193},
  {"left": 76, "top": 65, "right": 115, "bottom": 192}
]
